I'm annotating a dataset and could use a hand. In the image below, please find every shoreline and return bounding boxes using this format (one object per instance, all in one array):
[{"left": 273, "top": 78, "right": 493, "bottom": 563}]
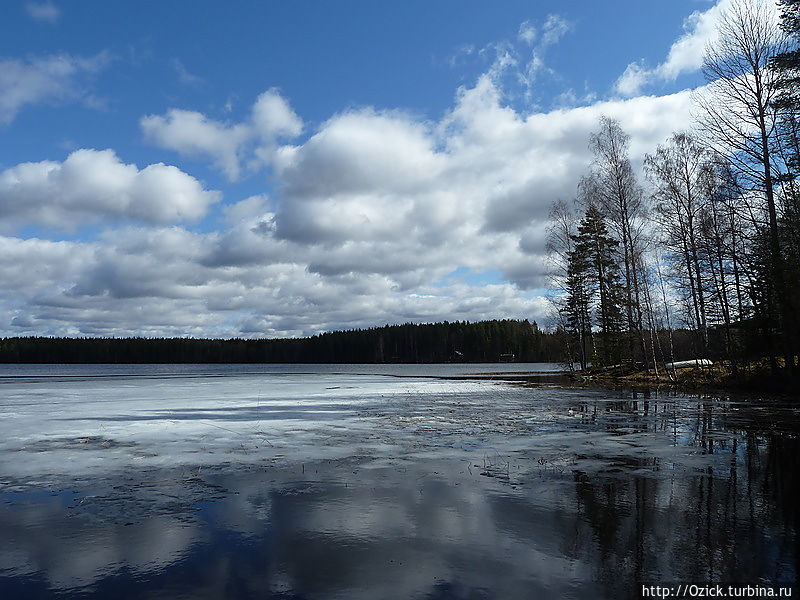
[
  {"left": 459, "top": 366, "right": 800, "bottom": 396},
  {"left": 0, "top": 361, "right": 795, "bottom": 396}
]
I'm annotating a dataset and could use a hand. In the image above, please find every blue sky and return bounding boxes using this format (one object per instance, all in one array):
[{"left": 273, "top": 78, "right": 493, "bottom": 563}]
[{"left": 0, "top": 0, "right": 735, "bottom": 337}]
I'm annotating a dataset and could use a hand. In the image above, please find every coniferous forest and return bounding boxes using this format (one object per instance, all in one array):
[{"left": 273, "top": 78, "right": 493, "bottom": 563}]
[
  {"left": 0, "top": 319, "right": 736, "bottom": 365},
  {"left": 0, "top": 320, "right": 554, "bottom": 364}
]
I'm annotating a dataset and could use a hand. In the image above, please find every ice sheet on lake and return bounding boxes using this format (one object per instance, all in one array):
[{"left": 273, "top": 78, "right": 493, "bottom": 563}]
[
  {"left": 0, "top": 369, "right": 511, "bottom": 484},
  {"left": 2, "top": 365, "right": 786, "bottom": 489}
]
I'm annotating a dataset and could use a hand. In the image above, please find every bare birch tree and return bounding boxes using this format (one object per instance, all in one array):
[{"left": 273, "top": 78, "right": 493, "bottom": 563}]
[
  {"left": 645, "top": 133, "right": 714, "bottom": 355},
  {"left": 697, "top": 0, "right": 796, "bottom": 371}
]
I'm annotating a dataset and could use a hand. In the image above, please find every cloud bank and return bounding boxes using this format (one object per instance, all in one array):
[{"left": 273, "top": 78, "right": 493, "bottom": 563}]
[
  {"left": 3, "top": 4, "right": 740, "bottom": 338},
  {"left": 1, "top": 70, "right": 695, "bottom": 337}
]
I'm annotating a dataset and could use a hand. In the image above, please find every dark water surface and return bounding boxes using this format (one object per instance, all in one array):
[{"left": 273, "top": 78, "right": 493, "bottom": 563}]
[{"left": 0, "top": 364, "right": 797, "bottom": 599}]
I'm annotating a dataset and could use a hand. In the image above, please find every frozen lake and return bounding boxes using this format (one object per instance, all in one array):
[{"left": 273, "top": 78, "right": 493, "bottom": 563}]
[{"left": 0, "top": 364, "right": 797, "bottom": 598}]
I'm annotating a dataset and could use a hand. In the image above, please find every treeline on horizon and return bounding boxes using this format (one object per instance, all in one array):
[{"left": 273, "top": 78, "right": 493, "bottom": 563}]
[
  {"left": 0, "top": 319, "right": 713, "bottom": 364},
  {"left": 546, "top": 0, "right": 800, "bottom": 377},
  {"left": 0, "top": 320, "right": 555, "bottom": 364}
]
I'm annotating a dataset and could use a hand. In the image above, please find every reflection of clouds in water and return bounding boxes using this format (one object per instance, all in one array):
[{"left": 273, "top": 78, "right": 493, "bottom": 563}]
[
  {"left": 125, "top": 519, "right": 198, "bottom": 575},
  {"left": 0, "top": 465, "right": 594, "bottom": 598},
  {"left": 1, "top": 438, "right": 797, "bottom": 599},
  {"left": 0, "top": 500, "right": 200, "bottom": 591},
  {"left": 210, "top": 478, "right": 274, "bottom": 536},
  {"left": 271, "top": 477, "right": 586, "bottom": 599}
]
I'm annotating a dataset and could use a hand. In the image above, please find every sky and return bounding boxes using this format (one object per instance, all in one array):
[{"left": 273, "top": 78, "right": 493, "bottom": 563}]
[{"left": 0, "top": 0, "right": 741, "bottom": 338}]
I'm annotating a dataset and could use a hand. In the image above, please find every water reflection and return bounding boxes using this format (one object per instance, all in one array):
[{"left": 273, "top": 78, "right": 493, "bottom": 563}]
[
  {"left": 1, "top": 386, "right": 798, "bottom": 599},
  {"left": 566, "top": 391, "right": 799, "bottom": 597}
]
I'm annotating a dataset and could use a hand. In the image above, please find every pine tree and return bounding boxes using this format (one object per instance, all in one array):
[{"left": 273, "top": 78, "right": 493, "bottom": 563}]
[
  {"left": 563, "top": 244, "right": 593, "bottom": 370},
  {"left": 572, "top": 205, "right": 625, "bottom": 366}
]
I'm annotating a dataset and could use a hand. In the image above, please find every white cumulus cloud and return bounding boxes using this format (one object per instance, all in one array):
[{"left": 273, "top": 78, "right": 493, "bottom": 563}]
[
  {"left": 0, "top": 149, "right": 220, "bottom": 229},
  {"left": 141, "top": 89, "right": 303, "bottom": 181}
]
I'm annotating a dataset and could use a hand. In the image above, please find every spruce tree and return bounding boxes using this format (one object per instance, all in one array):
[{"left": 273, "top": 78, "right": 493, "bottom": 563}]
[
  {"left": 571, "top": 205, "right": 625, "bottom": 366},
  {"left": 563, "top": 246, "right": 593, "bottom": 371}
]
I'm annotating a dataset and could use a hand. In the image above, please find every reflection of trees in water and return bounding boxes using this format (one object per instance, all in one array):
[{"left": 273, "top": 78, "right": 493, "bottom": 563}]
[{"left": 570, "top": 392, "right": 799, "bottom": 597}]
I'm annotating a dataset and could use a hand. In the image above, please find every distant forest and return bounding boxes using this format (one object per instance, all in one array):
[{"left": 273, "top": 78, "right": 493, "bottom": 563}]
[
  {"left": 0, "top": 319, "right": 555, "bottom": 364},
  {"left": 0, "top": 319, "right": 721, "bottom": 365}
]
